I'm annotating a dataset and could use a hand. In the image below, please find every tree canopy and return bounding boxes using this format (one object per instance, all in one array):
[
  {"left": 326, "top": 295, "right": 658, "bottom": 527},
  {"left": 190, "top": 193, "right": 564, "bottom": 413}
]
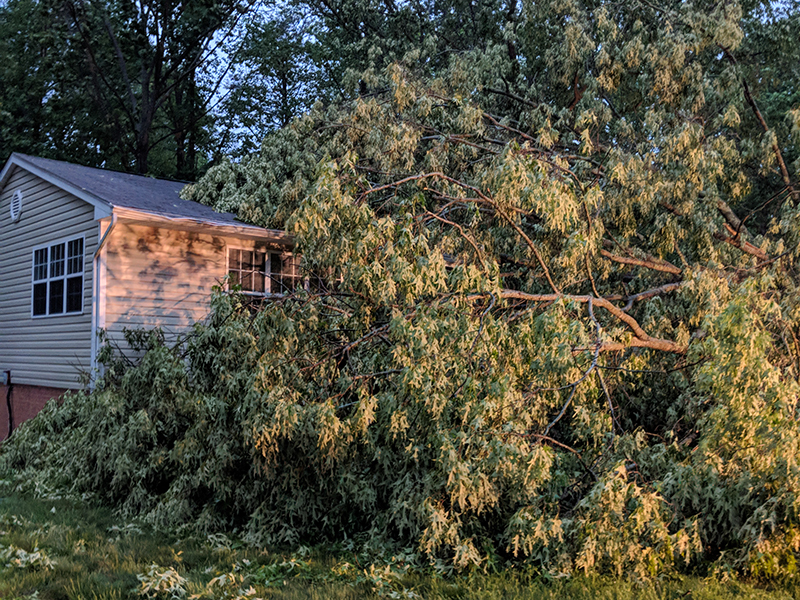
[
  {"left": 3, "top": 0, "right": 800, "bottom": 581},
  {"left": 0, "top": 0, "right": 256, "bottom": 177}
]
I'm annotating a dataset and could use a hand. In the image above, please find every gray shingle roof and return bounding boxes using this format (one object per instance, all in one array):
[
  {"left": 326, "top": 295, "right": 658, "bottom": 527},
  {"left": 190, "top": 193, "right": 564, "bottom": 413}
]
[{"left": 13, "top": 153, "right": 253, "bottom": 228}]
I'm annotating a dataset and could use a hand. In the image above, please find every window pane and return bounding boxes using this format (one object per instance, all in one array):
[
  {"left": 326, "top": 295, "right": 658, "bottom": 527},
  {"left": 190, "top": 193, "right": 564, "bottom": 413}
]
[
  {"left": 285, "top": 275, "right": 301, "bottom": 292},
  {"left": 253, "top": 272, "right": 265, "bottom": 293},
  {"left": 33, "top": 283, "right": 47, "bottom": 315},
  {"left": 66, "top": 276, "right": 82, "bottom": 312},
  {"left": 242, "top": 250, "right": 254, "bottom": 272},
  {"left": 240, "top": 271, "right": 253, "bottom": 291},
  {"left": 286, "top": 255, "right": 300, "bottom": 276},
  {"left": 49, "top": 279, "right": 64, "bottom": 314},
  {"left": 50, "top": 243, "right": 65, "bottom": 278},
  {"left": 228, "top": 248, "right": 241, "bottom": 270},
  {"left": 270, "top": 253, "right": 282, "bottom": 275},
  {"left": 309, "top": 274, "right": 331, "bottom": 293},
  {"left": 228, "top": 270, "right": 240, "bottom": 286},
  {"left": 254, "top": 252, "right": 266, "bottom": 273},
  {"left": 67, "top": 239, "right": 83, "bottom": 275},
  {"left": 34, "top": 248, "right": 47, "bottom": 281}
]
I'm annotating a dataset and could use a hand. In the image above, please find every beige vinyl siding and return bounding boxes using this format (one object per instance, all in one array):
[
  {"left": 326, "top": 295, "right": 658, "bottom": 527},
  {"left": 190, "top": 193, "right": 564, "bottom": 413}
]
[
  {"left": 102, "top": 223, "right": 256, "bottom": 355},
  {"left": 0, "top": 166, "right": 98, "bottom": 389}
]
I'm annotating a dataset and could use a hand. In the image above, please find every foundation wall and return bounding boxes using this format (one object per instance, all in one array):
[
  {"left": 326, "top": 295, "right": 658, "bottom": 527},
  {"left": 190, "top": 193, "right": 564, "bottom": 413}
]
[{"left": 0, "top": 383, "right": 68, "bottom": 441}]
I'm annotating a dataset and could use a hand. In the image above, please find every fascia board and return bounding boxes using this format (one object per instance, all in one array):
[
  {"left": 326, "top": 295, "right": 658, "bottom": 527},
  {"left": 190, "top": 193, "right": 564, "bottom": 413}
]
[{"left": 113, "top": 207, "right": 293, "bottom": 244}]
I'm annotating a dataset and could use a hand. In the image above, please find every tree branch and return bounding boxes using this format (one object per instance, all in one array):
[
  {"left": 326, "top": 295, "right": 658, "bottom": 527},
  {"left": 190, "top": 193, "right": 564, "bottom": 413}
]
[
  {"left": 494, "top": 290, "right": 686, "bottom": 353},
  {"left": 713, "top": 231, "right": 769, "bottom": 261},
  {"left": 359, "top": 172, "right": 560, "bottom": 293},
  {"left": 422, "top": 210, "right": 489, "bottom": 272},
  {"left": 621, "top": 282, "right": 685, "bottom": 311},
  {"left": 599, "top": 249, "right": 682, "bottom": 275},
  {"left": 716, "top": 199, "right": 746, "bottom": 234},
  {"left": 659, "top": 202, "right": 771, "bottom": 261},
  {"left": 719, "top": 45, "right": 798, "bottom": 202}
]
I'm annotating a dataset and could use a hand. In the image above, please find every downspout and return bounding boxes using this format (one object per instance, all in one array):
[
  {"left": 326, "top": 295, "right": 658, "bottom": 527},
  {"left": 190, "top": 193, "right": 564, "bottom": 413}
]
[
  {"left": 3, "top": 371, "right": 11, "bottom": 440},
  {"left": 95, "top": 214, "right": 118, "bottom": 260},
  {"left": 90, "top": 214, "right": 117, "bottom": 384}
]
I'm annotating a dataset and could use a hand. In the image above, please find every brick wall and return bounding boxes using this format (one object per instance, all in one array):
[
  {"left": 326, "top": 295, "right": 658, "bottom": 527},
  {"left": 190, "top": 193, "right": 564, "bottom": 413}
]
[{"left": 0, "top": 384, "right": 68, "bottom": 441}]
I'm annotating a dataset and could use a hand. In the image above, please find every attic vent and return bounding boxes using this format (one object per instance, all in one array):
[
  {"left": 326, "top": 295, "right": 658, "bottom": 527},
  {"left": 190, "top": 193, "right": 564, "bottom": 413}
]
[{"left": 10, "top": 190, "right": 22, "bottom": 222}]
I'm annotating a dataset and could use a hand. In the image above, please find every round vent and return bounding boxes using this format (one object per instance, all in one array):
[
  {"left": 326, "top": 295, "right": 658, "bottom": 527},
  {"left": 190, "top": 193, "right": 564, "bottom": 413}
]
[{"left": 10, "top": 190, "right": 22, "bottom": 223}]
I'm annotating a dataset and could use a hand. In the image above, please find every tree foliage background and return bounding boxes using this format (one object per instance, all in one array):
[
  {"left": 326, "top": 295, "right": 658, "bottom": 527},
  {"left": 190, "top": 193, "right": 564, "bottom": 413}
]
[
  {"left": 0, "top": 0, "right": 258, "bottom": 177},
  {"left": 3, "top": 0, "right": 800, "bottom": 581}
]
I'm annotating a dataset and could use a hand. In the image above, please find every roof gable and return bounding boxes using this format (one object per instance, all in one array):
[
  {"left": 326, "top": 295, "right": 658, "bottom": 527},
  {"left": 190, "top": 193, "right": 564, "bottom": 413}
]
[
  {"left": 0, "top": 154, "right": 113, "bottom": 219},
  {"left": 0, "top": 153, "right": 288, "bottom": 241}
]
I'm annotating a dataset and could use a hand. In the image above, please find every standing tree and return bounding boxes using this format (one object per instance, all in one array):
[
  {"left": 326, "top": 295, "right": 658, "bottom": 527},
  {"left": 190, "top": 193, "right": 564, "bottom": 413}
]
[
  {"left": 0, "top": 0, "right": 112, "bottom": 166},
  {"left": 217, "top": 8, "right": 330, "bottom": 157},
  {"left": 0, "top": 0, "right": 260, "bottom": 177},
  {"left": 59, "top": 0, "right": 259, "bottom": 176}
]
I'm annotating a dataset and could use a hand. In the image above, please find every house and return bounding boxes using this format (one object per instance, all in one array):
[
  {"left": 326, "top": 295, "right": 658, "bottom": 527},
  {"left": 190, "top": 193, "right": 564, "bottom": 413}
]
[{"left": 0, "top": 153, "right": 294, "bottom": 439}]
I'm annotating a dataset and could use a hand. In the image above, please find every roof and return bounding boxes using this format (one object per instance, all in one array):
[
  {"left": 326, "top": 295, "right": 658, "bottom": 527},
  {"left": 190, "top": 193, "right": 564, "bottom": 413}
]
[{"left": 0, "top": 153, "right": 287, "bottom": 241}]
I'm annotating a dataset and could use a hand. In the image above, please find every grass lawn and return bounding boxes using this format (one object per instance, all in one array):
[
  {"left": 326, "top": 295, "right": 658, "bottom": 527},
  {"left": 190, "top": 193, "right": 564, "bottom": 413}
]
[{"left": 0, "top": 492, "right": 797, "bottom": 600}]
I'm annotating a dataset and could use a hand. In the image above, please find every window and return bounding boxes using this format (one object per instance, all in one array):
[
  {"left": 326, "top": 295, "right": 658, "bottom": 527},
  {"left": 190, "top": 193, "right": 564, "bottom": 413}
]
[
  {"left": 32, "top": 237, "right": 84, "bottom": 317},
  {"left": 228, "top": 248, "right": 267, "bottom": 294},
  {"left": 269, "top": 252, "right": 302, "bottom": 294},
  {"left": 227, "top": 248, "right": 303, "bottom": 295}
]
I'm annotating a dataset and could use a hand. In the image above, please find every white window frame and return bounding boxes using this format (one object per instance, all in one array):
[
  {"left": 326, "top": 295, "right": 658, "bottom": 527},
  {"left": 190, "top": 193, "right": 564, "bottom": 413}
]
[
  {"left": 226, "top": 247, "right": 269, "bottom": 295},
  {"left": 226, "top": 246, "right": 303, "bottom": 296},
  {"left": 31, "top": 234, "right": 86, "bottom": 318}
]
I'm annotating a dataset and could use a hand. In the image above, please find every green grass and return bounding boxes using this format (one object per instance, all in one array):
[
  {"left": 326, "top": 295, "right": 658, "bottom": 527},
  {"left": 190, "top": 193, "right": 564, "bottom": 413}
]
[{"left": 0, "top": 492, "right": 797, "bottom": 600}]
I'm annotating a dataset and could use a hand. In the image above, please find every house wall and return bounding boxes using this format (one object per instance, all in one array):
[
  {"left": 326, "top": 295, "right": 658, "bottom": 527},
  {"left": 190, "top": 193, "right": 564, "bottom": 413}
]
[
  {"left": 0, "top": 166, "right": 98, "bottom": 389},
  {"left": 101, "top": 222, "right": 265, "bottom": 355}
]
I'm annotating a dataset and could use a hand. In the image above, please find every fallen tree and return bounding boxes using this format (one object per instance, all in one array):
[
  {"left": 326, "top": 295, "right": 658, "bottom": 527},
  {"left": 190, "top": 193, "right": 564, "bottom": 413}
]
[{"left": 3, "top": 0, "right": 800, "bottom": 579}]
